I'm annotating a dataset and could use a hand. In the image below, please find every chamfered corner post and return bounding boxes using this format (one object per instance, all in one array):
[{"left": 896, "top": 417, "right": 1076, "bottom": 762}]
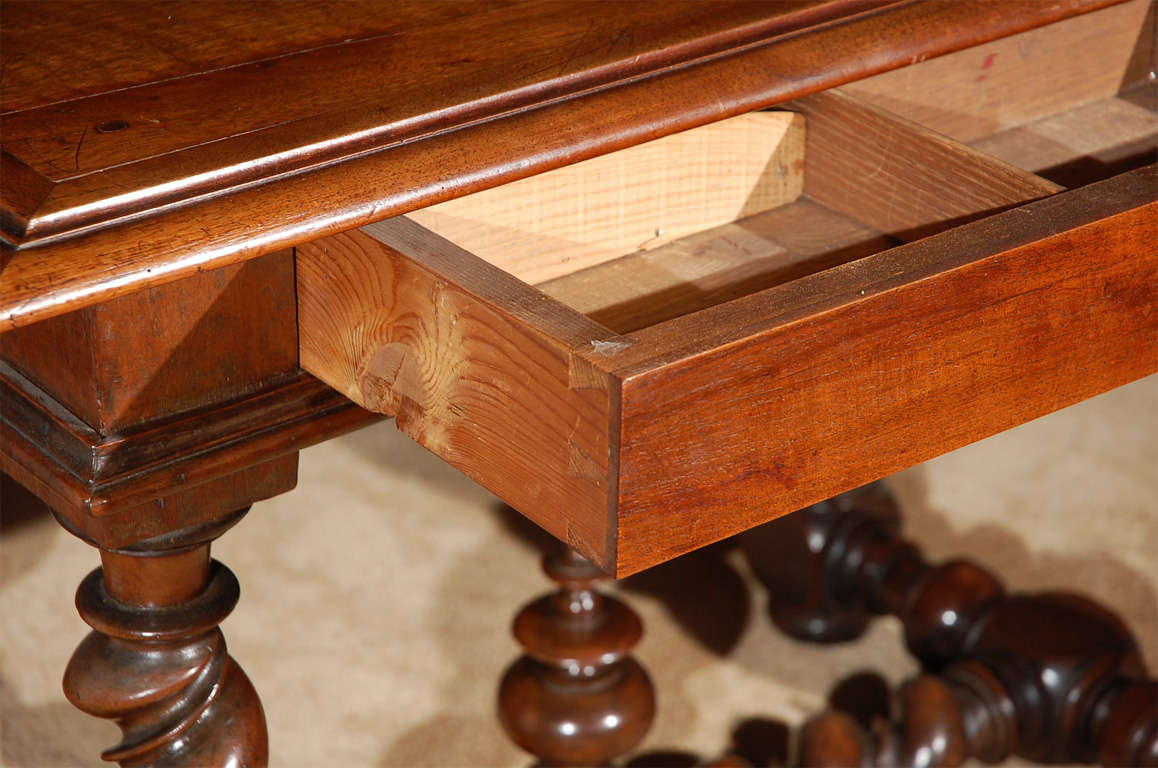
[{"left": 498, "top": 547, "right": 656, "bottom": 767}]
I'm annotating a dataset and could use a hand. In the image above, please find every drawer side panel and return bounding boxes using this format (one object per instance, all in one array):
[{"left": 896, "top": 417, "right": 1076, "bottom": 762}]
[{"left": 297, "top": 222, "right": 620, "bottom": 567}]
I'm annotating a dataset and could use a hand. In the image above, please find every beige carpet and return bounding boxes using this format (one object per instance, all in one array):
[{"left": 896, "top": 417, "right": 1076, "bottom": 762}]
[{"left": 2, "top": 375, "right": 1155, "bottom": 768}]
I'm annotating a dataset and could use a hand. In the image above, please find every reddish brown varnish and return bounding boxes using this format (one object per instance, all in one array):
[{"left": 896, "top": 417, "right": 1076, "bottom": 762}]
[
  {"left": 0, "top": 0, "right": 1123, "bottom": 329},
  {"left": 499, "top": 548, "right": 656, "bottom": 766},
  {"left": 2, "top": 2, "right": 1152, "bottom": 765},
  {"left": 64, "top": 514, "right": 269, "bottom": 767},
  {"left": 0, "top": 235, "right": 370, "bottom": 766}
]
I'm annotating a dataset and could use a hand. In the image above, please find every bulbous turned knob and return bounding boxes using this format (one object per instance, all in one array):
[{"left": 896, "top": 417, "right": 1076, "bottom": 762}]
[
  {"left": 798, "top": 711, "right": 873, "bottom": 768},
  {"left": 799, "top": 676, "right": 971, "bottom": 768},
  {"left": 498, "top": 548, "right": 655, "bottom": 767},
  {"left": 740, "top": 483, "right": 902, "bottom": 643},
  {"left": 902, "top": 560, "right": 1004, "bottom": 667}
]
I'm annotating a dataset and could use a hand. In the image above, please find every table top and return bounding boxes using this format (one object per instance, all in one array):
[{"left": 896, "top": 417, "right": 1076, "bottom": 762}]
[{"left": 0, "top": 0, "right": 1118, "bottom": 329}]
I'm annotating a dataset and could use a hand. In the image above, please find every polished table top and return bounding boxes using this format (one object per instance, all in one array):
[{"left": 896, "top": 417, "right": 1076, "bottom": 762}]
[{"left": 0, "top": 0, "right": 1118, "bottom": 328}]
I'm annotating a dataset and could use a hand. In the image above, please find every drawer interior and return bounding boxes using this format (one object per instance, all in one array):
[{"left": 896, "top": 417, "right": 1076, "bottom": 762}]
[
  {"left": 400, "top": 1, "right": 1153, "bottom": 338},
  {"left": 843, "top": 0, "right": 1155, "bottom": 187},
  {"left": 969, "top": 86, "right": 1156, "bottom": 190},
  {"left": 400, "top": 101, "right": 1056, "bottom": 336}
]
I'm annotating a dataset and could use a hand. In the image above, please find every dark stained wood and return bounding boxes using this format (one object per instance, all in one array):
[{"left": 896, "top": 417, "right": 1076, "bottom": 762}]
[
  {"left": 0, "top": 1, "right": 869, "bottom": 244},
  {"left": 0, "top": 189, "right": 372, "bottom": 768},
  {"left": 741, "top": 484, "right": 905, "bottom": 643},
  {"left": 0, "top": 248, "right": 298, "bottom": 431},
  {"left": 64, "top": 518, "right": 268, "bottom": 767},
  {"left": 0, "top": 292, "right": 100, "bottom": 425},
  {"left": 3, "top": 4, "right": 1155, "bottom": 762},
  {"left": 0, "top": 0, "right": 1121, "bottom": 330},
  {"left": 0, "top": 363, "right": 375, "bottom": 549},
  {"left": 795, "top": 89, "right": 1062, "bottom": 241},
  {"left": 0, "top": 1, "right": 502, "bottom": 113},
  {"left": 498, "top": 547, "right": 655, "bottom": 766},
  {"left": 2, "top": 2, "right": 844, "bottom": 174},
  {"left": 0, "top": 233, "right": 377, "bottom": 549},
  {"left": 745, "top": 484, "right": 1158, "bottom": 767},
  {"left": 0, "top": 230, "right": 373, "bottom": 765},
  {"left": 4, "top": 3, "right": 849, "bottom": 182},
  {"left": 296, "top": 218, "right": 618, "bottom": 565}
]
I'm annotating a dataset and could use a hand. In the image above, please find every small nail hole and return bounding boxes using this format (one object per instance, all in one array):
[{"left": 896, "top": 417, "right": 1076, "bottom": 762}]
[{"left": 95, "top": 120, "right": 129, "bottom": 133}]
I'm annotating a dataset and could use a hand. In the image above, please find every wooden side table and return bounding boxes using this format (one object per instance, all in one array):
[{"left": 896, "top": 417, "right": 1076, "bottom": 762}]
[{"left": 1, "top": 2, "right": 1154, "bottom": 765}]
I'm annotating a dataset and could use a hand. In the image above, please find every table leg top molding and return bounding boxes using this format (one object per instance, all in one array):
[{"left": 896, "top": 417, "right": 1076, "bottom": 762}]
[{"left": 0, "top": 364, "right": 379, "bottom": 548}]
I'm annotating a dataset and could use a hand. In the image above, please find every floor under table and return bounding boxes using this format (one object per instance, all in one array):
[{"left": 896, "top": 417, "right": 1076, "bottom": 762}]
[{"left": 1, "top": 375, "right": 1154, "bottom": 768}]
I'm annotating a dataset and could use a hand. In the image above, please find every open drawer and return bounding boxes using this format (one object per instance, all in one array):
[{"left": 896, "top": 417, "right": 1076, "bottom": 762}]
[{"left": 297, "top": 8, "right": 1156, "bottom": 576}]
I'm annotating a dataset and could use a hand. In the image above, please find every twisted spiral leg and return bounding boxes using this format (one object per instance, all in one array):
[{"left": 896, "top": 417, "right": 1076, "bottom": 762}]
[{"left": 63, "top": 545, "right": 267, "bottom": 767}]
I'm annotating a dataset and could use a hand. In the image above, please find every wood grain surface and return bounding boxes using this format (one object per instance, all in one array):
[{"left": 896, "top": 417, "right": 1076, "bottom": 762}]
[
  {"left": 0, "top": 0, "right": 1120, "bottom": 330},
  {"left": 0, "top": 364, "right": 375, "bottom": 548},
  {"left": 410, "top": 112, "right": 803, "bottom": 284},
  {"left": 299, "top": 164, "right": 1156, "bottom": 576},
  {"left": 536, "top": 198, "right": 895, "bottom": 334},
  {"left": 0, "top": 0, "right": 862, "bottom": 242},
  {"left": 842, "top": 0, "right": 1154, "bottom": 143},
  {"left": 605, "top": 166, "right": 1156, "bottom": 573},
  {"left": 0, "top": 2, "right": 503, "bottom": 113},
  {"left": 0, "top": 245, "right": 375, "bottom": 547},
  {"left": 970, "top": 90, "right": 1158, "bottom": 188},
  {"left": 797, "top": 90, "right": 1063, "bottom": 240},
  {"left": 296, "top": 218, "right": 621, "bottom": 565},
  {"left": 0, "top": 249, "right": 298, "bottom": 430}
]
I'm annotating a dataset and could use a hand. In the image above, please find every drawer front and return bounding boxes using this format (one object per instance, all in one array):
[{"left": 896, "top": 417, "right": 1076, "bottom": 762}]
[
  {"left": 607, "top": 177, "right": 1156, "bottom": 572},
  {"left": 298, "top": 92, "right": 1157, "bottom": 576}
]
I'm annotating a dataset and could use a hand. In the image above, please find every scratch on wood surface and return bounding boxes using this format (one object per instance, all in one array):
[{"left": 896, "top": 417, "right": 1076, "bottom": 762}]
[
  {"left": 589, "top": 338, "right": 633, "bottom": 355},
  {"left": 73, "top": 125, "right": 88, "bottom": 172}
]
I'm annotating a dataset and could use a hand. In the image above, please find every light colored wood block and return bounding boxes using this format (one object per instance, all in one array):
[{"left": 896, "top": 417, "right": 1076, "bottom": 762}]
[
  {"left": 537, "top": 199, "right": 896, "bottom": 334},
  {"left": 408, "top": 111, "right": 804, "bottom": 284},
  {"left": 840, "top": 0, "right": 1154, "bottom": 143},
  {"left": 970, "top": 92, "right": 1158, "bottom": 182},
  {"left": 797, "top": 90, "right": 1062, "bottom": 241}
]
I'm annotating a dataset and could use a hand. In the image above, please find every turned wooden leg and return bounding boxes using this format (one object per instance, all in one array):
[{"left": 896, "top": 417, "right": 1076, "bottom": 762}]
[
  {"left": 62, "top": 509, "right": 268, "bottom": 767},
  {"left": 739, "top": 483, "right": 903, "bottom": 643},
  {"left": 743, "top": 483, "right": 1158, "bottom": 767},
  {"left": 799, "top": 662, "right": 1158, "bottom": 768},
  {"left": 498, "top": 547, "right": 656, "bottom": 766}
]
